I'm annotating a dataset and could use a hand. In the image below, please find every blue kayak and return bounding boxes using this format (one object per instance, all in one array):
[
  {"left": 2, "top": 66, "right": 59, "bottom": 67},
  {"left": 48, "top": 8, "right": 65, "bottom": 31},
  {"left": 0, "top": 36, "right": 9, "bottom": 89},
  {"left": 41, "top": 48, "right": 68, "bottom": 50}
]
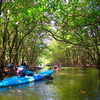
[{"left": 0, "top": 70, "right": 54, "bottom": 87}]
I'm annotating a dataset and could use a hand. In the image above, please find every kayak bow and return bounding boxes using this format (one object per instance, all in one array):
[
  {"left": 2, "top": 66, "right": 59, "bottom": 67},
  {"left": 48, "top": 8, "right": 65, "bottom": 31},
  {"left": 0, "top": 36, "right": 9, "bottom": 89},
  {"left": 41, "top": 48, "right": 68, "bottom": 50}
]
[{"left": 0, "top": 70, "right": 54, "bottom": 87}]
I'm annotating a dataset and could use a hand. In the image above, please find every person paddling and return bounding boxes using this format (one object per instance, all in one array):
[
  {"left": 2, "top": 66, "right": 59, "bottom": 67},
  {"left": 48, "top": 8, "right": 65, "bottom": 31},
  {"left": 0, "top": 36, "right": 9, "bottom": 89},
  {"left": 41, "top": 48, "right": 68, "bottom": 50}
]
[
  {"left": 53, "top": 63, "right": 59, "bottom": 70},
  {"left": 17, "top": 62, "right": 34, "bottom": 77}
]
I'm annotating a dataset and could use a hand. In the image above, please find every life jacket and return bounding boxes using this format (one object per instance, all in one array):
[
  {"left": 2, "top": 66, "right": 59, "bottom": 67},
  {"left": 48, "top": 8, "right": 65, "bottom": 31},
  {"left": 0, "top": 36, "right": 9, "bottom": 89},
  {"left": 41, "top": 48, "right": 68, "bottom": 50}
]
[
  {"left": 17, "top": 67, "right": 23, "bottom": 75},
  {"left": 54, "top": 65, "right": 58, "bottom": 69},
  {"left": 54, "top": 65, "right": 57, "bottom": 68}
]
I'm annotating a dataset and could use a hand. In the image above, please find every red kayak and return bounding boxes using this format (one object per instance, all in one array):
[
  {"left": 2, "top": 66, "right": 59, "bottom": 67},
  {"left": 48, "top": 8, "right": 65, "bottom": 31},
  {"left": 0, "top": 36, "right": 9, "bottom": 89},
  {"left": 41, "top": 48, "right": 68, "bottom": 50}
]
[{"left": 54, "top": 68, "right": 59, "bottom": 71}]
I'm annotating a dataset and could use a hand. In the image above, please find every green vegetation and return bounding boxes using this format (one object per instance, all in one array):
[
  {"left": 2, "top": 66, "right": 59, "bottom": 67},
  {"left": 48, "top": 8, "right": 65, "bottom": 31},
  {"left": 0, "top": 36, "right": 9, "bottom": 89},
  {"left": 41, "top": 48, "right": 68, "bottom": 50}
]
[
  {"left": 0, "top": 0, "right": 49, "bottom": 68},
  {"left": 0, "top": 0, "right": 100, "bottom": 69}
]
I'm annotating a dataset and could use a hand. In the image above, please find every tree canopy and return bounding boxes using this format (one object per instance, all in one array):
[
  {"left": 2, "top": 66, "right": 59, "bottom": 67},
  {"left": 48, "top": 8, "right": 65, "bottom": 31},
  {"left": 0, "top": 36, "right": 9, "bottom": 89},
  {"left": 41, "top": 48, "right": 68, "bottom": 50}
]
[
  {"left": 40, "top": 0, "right": 100, "bottom": 66},
  {"left": 0, "top": 0, "right": 100, "bottom": 69}
]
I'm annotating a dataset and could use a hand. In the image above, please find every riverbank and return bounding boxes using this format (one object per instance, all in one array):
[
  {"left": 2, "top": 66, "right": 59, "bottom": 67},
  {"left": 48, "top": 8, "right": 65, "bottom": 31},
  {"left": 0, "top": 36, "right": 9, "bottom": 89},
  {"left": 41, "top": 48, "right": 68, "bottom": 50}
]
[{"left": 0, "top": 65, "right": 43, "bottom": 81}]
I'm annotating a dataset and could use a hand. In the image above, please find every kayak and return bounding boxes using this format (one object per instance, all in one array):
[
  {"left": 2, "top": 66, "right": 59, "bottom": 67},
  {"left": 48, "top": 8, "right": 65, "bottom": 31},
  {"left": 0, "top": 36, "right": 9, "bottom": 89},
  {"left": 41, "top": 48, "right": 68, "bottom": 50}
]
[
  {"left": 54, "top": 68, "right": 59, "bottom": 71},
  {"left": 0, "top": 70, "right": 54, "bottom": 87}
]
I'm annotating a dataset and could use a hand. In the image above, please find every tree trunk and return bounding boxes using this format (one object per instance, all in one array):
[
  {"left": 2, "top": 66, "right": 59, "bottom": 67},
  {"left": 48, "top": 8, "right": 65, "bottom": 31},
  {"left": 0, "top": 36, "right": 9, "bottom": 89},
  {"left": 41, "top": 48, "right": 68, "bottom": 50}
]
[
  {"left": 0, "top": 0, "right": 2, "bottom": 15},
  {"left": 97, "top": 56, "right": 100, "bottom": 66}
]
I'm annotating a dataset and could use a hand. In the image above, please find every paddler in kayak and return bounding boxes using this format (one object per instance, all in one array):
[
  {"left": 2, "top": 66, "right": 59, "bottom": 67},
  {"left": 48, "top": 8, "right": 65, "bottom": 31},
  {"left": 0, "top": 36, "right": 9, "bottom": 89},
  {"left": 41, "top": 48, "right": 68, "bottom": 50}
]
[
  {"left": 53, "top": 63, "right": 59, "bottom": 71},
  {"left": 17, "top": 62, "right": 34, "bottom": 77}
]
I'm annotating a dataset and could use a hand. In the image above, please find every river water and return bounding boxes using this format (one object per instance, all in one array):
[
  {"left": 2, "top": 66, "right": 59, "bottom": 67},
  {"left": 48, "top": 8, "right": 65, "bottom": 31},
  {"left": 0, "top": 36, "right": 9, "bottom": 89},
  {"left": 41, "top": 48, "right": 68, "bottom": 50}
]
[{"left": 0, "top": 67, "right": 100, "bottom": 100}]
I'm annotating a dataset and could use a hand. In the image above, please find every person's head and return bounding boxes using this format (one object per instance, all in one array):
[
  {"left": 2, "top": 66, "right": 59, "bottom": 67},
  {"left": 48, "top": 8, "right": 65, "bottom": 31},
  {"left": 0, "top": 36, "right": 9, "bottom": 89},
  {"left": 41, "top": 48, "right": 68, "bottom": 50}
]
[
  {"left": 7, "top": 63, "right": 14, "bottom": 67},
  {"left": 21, "top": 62, "right": 26, "bottom": 66}
]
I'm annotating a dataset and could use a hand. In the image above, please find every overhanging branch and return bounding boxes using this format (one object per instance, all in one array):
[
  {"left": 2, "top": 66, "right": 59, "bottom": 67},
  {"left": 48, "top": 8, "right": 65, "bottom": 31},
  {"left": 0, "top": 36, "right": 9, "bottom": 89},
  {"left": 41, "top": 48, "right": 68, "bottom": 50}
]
[{"left": 41, "top": 26, "right": 100, "bottom": 47}]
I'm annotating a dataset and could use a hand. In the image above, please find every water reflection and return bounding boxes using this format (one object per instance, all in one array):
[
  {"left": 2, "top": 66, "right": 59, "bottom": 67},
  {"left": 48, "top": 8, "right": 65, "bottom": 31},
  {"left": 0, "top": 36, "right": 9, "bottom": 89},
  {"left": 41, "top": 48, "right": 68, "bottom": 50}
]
[
  {"left": 52, "top": 67, "right": 100, "bottom": 100},
  {"left": 0, "top": 67, "right": 100, "bottom": 100},
  {"left": 0, "top": 79, "right": 54, "bottom": 100}
]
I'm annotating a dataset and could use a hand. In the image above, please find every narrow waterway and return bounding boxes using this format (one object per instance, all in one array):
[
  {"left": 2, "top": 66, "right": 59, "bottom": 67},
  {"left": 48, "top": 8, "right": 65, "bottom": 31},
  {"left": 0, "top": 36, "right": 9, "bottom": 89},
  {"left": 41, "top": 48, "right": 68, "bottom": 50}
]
[{"left": 0, "top": 67, "right": 100, "bottom": 100}]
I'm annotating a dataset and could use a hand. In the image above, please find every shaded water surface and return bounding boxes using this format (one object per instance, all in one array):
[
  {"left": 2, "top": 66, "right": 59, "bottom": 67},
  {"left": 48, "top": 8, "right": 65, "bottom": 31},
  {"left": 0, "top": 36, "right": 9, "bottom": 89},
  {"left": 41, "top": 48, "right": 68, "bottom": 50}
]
[{"left": 0, "top": 67, "right": 100, "bottom": 100}]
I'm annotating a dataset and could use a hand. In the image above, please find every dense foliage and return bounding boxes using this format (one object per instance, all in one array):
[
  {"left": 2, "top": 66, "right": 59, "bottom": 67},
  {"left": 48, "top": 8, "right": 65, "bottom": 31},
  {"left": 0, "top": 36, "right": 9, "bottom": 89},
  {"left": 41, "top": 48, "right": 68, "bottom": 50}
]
[
  {"left": 41, "top": 0, "right": 100, "bottom": 66},
  {"left": 0, "top": 0, "right": 49, "bottom": 68},
  {"left": 0, "top": 0, "right": 100, "bottom": 70}
]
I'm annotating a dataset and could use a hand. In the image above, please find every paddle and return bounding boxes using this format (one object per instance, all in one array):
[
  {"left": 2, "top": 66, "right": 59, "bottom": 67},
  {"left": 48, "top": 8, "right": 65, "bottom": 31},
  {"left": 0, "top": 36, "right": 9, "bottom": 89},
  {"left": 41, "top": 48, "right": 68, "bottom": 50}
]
[{"left": 44, "top": 76, "right": 53, "bottom": 80}]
